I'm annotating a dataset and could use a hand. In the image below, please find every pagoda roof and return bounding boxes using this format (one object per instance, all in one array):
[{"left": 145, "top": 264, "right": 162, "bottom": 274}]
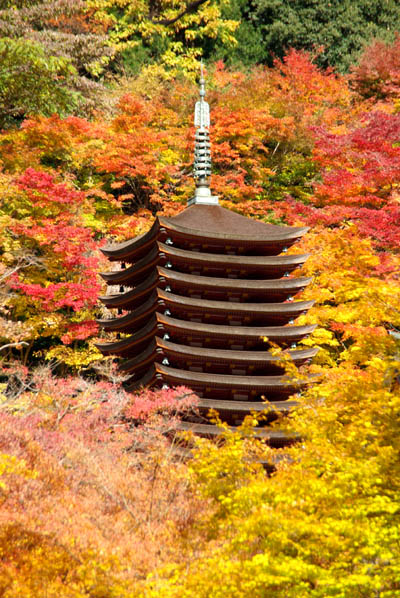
[
  {"left": 158, "top": 289, "right": 314, "bottom": 318},
  {"left": 100, "top": 245, "right": 158, "bottom": 285},
  {"left": 119, "top": 340, "right": 158, "bottom": 374},
  {"left": 101, "top": 204, "right": 309, "bottom": 261},
  {"left": 97, "top": 292, "right": 156, "bottom": 332},
  {"left": 156, "top": 337, "right": 318, "bottom": 366},
  {"left": 158, "top": 242, "right": 309, "bottom": 275},
  {"left": 159, "top": 204, "right": 308, "bottom": 242},
  {"left": 99, "top": 290, "right": 313, "bottom": 334},
  {"left": 154, "top": 363, "right": 310, "bottom": 392},
  {"left": 95, "top": 319, "right": 156, "bottom": 357},
  {"left": 125, "top": 366, "right": 156, "bottom": 389},
  {"left": 118, "top": 337, "right": 318, "bottom": 374},
  {"left": 98, "top": 315, "right": 315, "bottom": 358},
  {"left": 124, "top": 363, "right": 311, "bottom": 394},
  {"left": 99, "top": 272, "right": 158, "bottom": 309},
  {"left": 158, "top": 267, "right": 311, "bottom": 295},
  {"left": 172, "top": 421, "right": 298, "bottom": 445},
  {"left": 157, "top": 313, "right": 316, "bottom": 343},
  {"left": 197, "top": 397, "right": 298, "bottom": 414},
  {"left": 101, "top": 225, "right": 157, "bottom": 262},
  {"left": 100, "top": 242, "right": 310, "bottom": 286}
]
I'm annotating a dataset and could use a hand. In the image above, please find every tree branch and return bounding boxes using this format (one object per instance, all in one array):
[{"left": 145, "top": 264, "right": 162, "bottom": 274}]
[
  {"left": 0, "top": 342, "right": 29, "bottom": 352},
  {"left": 152, "top": 0, "right": 209, "bottom": 26}
]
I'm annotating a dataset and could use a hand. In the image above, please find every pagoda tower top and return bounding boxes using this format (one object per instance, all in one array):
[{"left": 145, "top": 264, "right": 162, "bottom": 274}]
[{"left": 188, "top": 61, "right": 219, "bottom": 206}]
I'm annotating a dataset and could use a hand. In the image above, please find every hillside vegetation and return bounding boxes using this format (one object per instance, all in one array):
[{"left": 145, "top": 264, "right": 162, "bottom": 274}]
[{"left": 0, "top": 1, "right": 400, "bottom": 596}]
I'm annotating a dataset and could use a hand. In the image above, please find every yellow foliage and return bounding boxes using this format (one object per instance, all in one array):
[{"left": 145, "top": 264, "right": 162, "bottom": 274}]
[
  {"left": 45, "top": 344, "right": 103, "bottom": 368},
  {"left": 140, "top": 340, "right": 400, "bottom": 597},
  {"left": 0, "top": 454, "right": 36, "bottom": 490},
  {"left": 88, "top": 0, "right": 239, "bottom": 76}
]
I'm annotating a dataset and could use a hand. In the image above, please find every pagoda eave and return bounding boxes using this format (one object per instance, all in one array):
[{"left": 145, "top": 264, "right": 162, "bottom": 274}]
[
  {"left": 118, "top": 340, "right": 157, "bottom": 374},
  {"left": 100, "top": 222, "right": 158, "bottom": 262},
  {"left": 158, "top": 289, "right": 314, "bottom": 319},
  {"left": 156, "top": 313, "right": 316, "bottom": 344},
  {"left": 99, "top": 273, "right": 158, "bottom": 309},
  {"left": 95, "top": 320, "right": 156, "bottom": 357},
  {"left": 158, "top": 267, "right": 312, "bottom": 294},
  {"left": 197, "top": 397, "right": 298, "bottom": 414},
  {"left": 100, "top": 246, "right": 159, "bottom": 284},
  {"left": 158, "top": 207, "right": 309, "bottom": 254},
  {"left": 157, "top": 242, "right": 309, "bottom": 277},
  {"left": 96, "top": 294, "right": 156, "bottom": 332},
  {"left": 155, "top": 337, "right": 318, "bottom": 367},
  {"left": 117, "top": 338, "right": 318, "bottom": 375},
  {"left": 153, "top": 363, "right": 311, "bottom": 392},
  {"left": 124, "top": 367, "right": 156, "bottom": 390}
]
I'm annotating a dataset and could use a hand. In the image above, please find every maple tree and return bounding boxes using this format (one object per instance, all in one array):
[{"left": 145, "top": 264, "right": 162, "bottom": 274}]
[
  {"left": 350, "top": 33, "right": 400, "bottom": 100},
  {"left": 0, "top": 364, "right": 199, "bottom": 596},
  {"left": 0, "top": 168, "right": 105, "bottom": 367}
]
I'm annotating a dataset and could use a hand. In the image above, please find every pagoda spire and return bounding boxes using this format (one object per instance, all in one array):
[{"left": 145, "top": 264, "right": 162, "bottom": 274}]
[{"left": 188, "top": 61, "right": 219, "bottom": 206}]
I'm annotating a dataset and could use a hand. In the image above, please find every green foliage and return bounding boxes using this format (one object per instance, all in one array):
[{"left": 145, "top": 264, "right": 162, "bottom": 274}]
[
  {"left": 227, "top": 0, "right": 400, "bottom": 72},
  {"left": 0, "top": 0, "right": 114, "bottom": 119},
  {"left": 0, "top": 38, "right": 79, "bottom": 128},
  {"left": 207, "top": 0, "right": 265, "bottom": 67}
]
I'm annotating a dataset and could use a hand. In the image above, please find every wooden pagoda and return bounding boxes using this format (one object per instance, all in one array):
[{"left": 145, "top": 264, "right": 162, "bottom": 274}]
[{"left": 97, "top": 67, "right": 316, "bottom": 446}]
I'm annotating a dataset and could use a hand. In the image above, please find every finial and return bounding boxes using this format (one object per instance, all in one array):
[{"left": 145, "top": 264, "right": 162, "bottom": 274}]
[
  {"left": 188, "top": 60, "right": 219, "bottom": 206},
  {"left": 199, "top": 60, "right": 205, "bottom": 98}
]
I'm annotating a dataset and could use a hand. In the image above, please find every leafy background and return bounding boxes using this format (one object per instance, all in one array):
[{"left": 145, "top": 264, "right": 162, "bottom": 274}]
[{"left": 0, "top": 1, "right": 400, "bottom": 596}]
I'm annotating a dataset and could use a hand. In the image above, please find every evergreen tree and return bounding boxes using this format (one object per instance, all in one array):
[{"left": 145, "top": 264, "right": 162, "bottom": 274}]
[{"left": 215, "top": 0, "right": 400, "bottom": 72}]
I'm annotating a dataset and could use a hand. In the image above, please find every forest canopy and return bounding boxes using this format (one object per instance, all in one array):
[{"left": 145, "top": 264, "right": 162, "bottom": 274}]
[
  {"left": 2, "top": 0, "right": 400, "bottom": 124},
  {"left": 0, "top": 1, "right": 400, "bottom": 597}
]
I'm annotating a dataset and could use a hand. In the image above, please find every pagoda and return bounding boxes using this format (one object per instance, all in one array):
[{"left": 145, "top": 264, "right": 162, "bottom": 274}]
[{"left": 96, "top": 66, "right": 317, "bottom": 447}]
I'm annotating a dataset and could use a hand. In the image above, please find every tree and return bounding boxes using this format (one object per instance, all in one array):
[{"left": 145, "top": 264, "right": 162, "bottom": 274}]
[
  {"left": 0, "top": 38, "right": 79, "bottom": 129},
  {"left": 0, "top": 0, "right": 114, "bottom": 121},
  {"left": 142, "top": 331, "right": 400, "bottom": 597},
  {"left": 221, "top": 0, "right": 400, "bottom": 72},
  {"left": 88, "top": 0, "right": 239, "bottom": 77},
  {"left": 0, "top": 168, "right": 103, "bottom": 367},
  {"left": 0, "top": 363, "right": 199, "bottom": 597},
  {"left": 350, "top": 33, "right": 400, "bottom": 99}
]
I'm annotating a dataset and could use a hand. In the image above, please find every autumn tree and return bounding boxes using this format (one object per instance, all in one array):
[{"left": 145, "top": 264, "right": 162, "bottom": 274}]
[
  {"left": 0, "top": 35, "right": 399, "bottom": 598},
  {"left": 350, "top": 33, "right": 400, "bottom": 99},
  {"left": 0, "top": 0, "right": 114, "bottom": 122},
  {"left": 141, "top": 327, "right": 400, "bottom": 597},
  {"left": 0, "top": 363, "right": 199, "bottom": 597},
  {"left": 0, "top": 168, "right": 105, "bottom": 367},
  {"left": 88, "top": 0, "right": 239, "bottom": 77}
]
